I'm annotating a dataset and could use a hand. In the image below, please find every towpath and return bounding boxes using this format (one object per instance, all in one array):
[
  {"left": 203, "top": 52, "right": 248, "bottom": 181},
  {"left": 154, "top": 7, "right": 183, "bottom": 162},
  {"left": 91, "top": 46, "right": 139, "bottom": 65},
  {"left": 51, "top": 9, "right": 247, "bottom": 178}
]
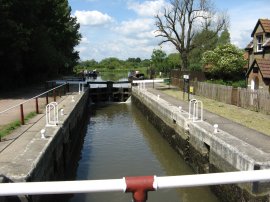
[{"left": 147, "top": 84, "right": 270, "bottom": 154}]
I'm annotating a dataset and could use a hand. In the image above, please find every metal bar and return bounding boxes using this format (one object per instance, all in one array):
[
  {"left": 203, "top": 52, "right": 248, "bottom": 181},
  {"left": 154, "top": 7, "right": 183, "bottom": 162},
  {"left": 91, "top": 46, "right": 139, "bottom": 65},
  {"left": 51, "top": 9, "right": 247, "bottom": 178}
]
[
  {"left": 20, "top": 104, "right": 24, "bottom": 125},
  {"left": 0, "top": 179, "right": 126, "bottom": 196},
  {"left": 35, "top": 98, "right": 39, "bottom": 114},
  {"left": 46, "top": 93, "right": 49, "bottom": 105},
  {"left": 53, "top": 90, "right": 56, "bottom": 102},
  {"left": 156, "top": 170, "right": 270, "bottom": 189},
  {"left": 0, "top": 170, "right": 270, "bottom": 197}
]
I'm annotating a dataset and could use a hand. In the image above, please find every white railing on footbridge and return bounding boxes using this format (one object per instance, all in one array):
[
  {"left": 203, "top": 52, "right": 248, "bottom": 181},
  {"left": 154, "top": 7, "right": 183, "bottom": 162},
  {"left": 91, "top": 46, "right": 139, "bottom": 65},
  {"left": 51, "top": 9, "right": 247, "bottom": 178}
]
[{"left": 0, "top": 170, "right": 270, "bottom": 202}]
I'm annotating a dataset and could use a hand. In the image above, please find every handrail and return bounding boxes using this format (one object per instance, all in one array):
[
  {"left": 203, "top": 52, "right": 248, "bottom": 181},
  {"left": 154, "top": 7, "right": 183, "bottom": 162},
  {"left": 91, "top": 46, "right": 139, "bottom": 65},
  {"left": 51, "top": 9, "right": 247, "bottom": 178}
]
[
  {"left": 0, "top": 83, "right": 66, "bottom": 115},
  {"left": 0, "top": 169, "right": 269, "bottom": 202}
]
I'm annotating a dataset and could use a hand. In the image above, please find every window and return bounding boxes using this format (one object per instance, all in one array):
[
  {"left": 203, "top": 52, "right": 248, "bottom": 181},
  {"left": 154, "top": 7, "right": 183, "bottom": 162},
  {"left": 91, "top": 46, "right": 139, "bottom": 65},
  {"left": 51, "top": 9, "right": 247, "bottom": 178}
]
[{"left": 257, "top": 35, "right": 263, "bottom": 52}]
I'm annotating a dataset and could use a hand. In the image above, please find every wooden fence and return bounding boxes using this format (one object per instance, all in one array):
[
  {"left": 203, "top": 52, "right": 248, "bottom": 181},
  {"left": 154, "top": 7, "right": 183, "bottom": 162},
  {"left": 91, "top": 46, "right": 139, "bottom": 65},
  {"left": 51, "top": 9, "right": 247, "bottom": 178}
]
[{"left": 171, "top": 78, "right": 270, "bottom": 114}]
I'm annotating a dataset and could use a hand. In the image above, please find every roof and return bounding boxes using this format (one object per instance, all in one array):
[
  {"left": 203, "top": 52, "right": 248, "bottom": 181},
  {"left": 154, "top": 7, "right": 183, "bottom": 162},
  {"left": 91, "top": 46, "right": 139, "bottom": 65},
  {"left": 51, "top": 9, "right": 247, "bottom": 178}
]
[
  {"left": 249, "top": 58, "right": 270, "bottom": 79},
  {"left": 263, "top": 38, "right": 270, "bottom": 47},
  {"left": 245, "top": 41, "right": 253, "bottom": 50},
  {"left": 251, "top": 19, "right": 270, "bottom": 37}
]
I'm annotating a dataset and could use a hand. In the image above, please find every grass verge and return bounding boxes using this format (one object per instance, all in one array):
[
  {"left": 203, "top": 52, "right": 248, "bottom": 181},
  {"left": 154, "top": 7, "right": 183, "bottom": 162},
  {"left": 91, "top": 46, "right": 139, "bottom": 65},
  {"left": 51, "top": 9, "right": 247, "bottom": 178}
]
[
  {"left": 0, "top": 112, "right": 37, "bottom": 141},
  {"left": 161, "top": 88, "right": 270, "bottom": 136}
]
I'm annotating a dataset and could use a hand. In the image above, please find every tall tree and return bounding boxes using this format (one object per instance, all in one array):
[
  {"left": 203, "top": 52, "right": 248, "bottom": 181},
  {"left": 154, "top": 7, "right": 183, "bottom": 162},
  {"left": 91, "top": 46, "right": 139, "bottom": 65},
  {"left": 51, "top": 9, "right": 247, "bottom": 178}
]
[
  {"left": 0, "top": 0, "right": 81, "bottom": 89},
  {"left": 155, "top": 0, "right": 228, "bottom": 71}
]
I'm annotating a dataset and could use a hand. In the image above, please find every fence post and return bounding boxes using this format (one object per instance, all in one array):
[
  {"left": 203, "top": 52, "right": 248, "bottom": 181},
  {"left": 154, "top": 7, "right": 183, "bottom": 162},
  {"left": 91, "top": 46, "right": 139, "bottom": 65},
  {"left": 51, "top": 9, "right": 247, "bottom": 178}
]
[
  {"left": 35, "top": 98, "right": 39, "bottom": 114},
  {"left": 53, "top": 89, "right": 56, "bottom": 102},
  {"left": 46, "top": 93, "right": 49, "bottom": 105},
  {"left": 20, "top": 104, "right": 25, "bottom": 125}
]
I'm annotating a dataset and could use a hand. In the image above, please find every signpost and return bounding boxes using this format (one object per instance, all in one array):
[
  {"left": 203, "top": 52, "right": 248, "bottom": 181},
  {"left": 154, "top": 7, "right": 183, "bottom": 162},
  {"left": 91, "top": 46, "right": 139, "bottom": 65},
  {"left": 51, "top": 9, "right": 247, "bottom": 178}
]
[{"left": 183, "top": 74, "right": 190, "bottom": 101}]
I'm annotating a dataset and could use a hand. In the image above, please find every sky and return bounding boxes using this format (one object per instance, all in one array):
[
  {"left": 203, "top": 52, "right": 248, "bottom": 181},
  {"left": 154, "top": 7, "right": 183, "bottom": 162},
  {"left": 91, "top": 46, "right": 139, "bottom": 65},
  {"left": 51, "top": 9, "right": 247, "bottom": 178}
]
[{"left": 68, "top": 0, "right": 270, "bottom": 62}]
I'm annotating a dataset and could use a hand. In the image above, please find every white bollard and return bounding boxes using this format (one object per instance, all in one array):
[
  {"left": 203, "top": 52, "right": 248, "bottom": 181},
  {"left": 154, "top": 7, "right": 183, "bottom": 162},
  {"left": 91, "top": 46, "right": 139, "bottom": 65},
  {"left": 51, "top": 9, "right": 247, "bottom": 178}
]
[
  {"left": 178, "top": 106, "right": 182, "bottom": 112},
  {"left": 157, "top": 95, "right": 160, "bottom": 100},
  {"left": 60, "top": 109, "right": 64, "bottom": 116},
  {"left": 214, "top": 124, "right": 219, "bottom": 133},
  {"left": 71, "top": 96, "right": 75, "bottom": 102},
  {"left": 40, "top": 129, "right": 46, "bottom": 139}
]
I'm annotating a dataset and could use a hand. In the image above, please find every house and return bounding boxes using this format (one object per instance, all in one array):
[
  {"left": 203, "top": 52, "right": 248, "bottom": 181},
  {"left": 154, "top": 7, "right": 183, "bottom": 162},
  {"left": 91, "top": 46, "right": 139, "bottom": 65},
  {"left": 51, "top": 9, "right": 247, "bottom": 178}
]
[{"left": 245, "top": 19, "right": 270, "bottom": 92}]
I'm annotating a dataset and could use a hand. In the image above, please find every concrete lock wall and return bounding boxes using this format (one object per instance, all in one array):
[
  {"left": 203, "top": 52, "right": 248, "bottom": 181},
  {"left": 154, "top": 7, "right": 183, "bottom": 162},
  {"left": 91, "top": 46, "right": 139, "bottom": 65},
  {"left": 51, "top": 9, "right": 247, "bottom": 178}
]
[
  {"left": 0, "top": 89, "right": 89, "bottom": 202},
  {"left": 131, "top": 87, "right": 270, "bottom": 201}
]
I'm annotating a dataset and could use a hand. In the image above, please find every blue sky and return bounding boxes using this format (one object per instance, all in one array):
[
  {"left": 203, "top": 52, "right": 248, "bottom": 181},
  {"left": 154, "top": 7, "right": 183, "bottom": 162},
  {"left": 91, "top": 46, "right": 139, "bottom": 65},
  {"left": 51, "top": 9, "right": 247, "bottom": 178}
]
[{"left": 68, "top": 0, "right": 270, "bottom": 61}]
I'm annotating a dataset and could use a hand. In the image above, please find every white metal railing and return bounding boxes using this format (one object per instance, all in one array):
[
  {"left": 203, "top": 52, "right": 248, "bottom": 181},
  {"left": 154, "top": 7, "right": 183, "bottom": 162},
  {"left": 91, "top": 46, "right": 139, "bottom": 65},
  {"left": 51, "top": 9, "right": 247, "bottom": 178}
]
[
  {"left": 188, "top": 99, "right": 203, "bottom": 122},
  {"left": 0, "top": 170, "right": 269, "bottom": 201},
  {"left": 132, "top": 79, "right": 165, "bottom": 84},
  {"left": 45, "top": 102, "right": 59, "bottom": 127}
]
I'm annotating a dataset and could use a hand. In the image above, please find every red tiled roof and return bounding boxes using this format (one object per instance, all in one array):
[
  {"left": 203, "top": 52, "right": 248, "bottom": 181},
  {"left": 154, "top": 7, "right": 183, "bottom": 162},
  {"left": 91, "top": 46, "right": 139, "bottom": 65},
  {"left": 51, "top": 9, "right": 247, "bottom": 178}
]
[
  {"left": 251, "top": 19, "right": 270, "bottom": 37},
  {"left": 256, "top": 58, "right": 270, "bottom": 78}
]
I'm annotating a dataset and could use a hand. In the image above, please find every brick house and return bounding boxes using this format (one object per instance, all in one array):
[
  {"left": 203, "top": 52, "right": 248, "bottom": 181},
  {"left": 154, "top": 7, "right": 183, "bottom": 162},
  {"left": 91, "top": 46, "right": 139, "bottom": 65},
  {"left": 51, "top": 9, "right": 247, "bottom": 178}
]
[{"left": 245, "top": 19, "right": 270, "bottom": 92}]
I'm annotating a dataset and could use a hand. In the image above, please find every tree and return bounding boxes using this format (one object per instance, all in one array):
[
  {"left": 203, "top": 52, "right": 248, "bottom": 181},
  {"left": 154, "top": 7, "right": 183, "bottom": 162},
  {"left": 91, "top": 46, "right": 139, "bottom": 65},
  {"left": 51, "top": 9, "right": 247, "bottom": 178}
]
[
  {"left": 189, "top": 29, "right": 219, "bottom": 71},
  {"left": 0, "top": 0, "right": 81, "bottom": 89},
  {"left": 167, "top": 53, "right": 181, "bottom": 69},
  {"left": 151, "top": 49, "right": 167, "bottom": 73},
  {"left": 155, "top": 0, "right": 228, "bottom": 71},
  {"left": 202, "top": 44, "right": 247, "bottom": 80},
  {"left": 217, "top": 27, "right": 231, "bottom": 45}
]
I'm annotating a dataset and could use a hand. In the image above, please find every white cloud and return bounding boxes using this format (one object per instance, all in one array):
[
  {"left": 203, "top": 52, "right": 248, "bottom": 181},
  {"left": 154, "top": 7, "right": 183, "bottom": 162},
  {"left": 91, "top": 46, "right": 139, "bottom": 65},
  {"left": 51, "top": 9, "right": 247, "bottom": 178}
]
[
  {"left": 113, "top": 18, "right": 155, "bottom": 36},
  {"left": 127, "top": 0, "right": 167, "bottom": 17},
  {"left": 74, "top": 10, "right": 113, "bottom": 26}
]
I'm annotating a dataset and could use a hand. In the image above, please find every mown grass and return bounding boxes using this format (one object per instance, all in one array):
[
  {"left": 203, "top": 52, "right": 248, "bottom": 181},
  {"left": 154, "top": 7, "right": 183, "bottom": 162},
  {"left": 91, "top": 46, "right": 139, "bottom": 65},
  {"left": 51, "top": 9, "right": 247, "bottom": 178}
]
[
  {"left": 0, "top": 112, "right": 37, "bottom": 141},
  {"left": 161, "top": 88, "right": 270, "bottom": 136}
]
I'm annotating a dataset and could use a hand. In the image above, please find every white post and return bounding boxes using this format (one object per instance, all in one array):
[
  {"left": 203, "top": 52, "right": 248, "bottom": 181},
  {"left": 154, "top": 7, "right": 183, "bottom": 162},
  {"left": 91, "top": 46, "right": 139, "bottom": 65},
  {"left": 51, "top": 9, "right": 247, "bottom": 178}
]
[
  {"left": 214, "top": 124, "right": 219, "bottom": 133},
  {"left": 60, "top": 108, "right": 64, "bottom": 116},
  {"left": 40, "top": 129, "right": 46, "bottom": 139}
]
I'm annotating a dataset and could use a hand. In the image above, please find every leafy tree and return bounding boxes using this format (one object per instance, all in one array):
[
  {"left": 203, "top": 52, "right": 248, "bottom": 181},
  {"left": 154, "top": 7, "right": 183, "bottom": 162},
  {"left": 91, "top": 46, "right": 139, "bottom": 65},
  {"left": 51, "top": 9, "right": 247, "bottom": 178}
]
[
  {"left": 202, "top": 44, "right": 247, "bottom": 80},
  {"left": 218, "top": 28, "right": 231, "bottom": 45},
  {"left": 99, "top": 57, "right": 124, "bottom": 70},
  {"left": 189, "top": 29, "right": 219, "bottom": 71},
  {"left": 151, "top": 49, "right": 167, "bottom": 73},
  {"left": 155, "top": 0, "right": 228, "bottom": 70},
  {"left": 0, "top": 0, "right": 81, "bottom": 89},
  {"left": 167, "top": 53, "right": 181, "bottom": 71}
]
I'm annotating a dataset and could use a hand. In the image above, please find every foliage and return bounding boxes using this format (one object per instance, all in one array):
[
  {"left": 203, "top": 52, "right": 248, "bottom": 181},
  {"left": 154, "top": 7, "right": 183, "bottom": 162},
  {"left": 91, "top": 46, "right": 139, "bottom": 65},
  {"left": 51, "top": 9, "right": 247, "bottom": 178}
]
[
  {"left": 189, "top": 29, "right": 219, "bottom": 71},
  {"left": 206, "top": 79, "right": 247, "bottom": 88},
  {"left": 155, "top": 0, "right": 228, "bottom": 70},
  {"left": 202, "top": 44, "right": 247, "bottom": 80},
  {"left": 0, "top": 0, "right": 81, "bottom": 90},
  {"left": 151, "top": 49, "right": 167, "bottom": 73},
  {"left": 167, "top": 53, "right": 181, "bottom": 69},
  {"left": 218, "top": 28, "right": 231, "bottom": 45}
]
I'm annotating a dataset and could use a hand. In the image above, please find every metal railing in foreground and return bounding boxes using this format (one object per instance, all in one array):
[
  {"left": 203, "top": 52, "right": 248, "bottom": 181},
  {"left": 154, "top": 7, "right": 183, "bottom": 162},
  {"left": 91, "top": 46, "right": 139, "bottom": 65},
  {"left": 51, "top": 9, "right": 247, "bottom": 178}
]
[{"left": 0, "top": 170, "right": 270, "bottom": 202}]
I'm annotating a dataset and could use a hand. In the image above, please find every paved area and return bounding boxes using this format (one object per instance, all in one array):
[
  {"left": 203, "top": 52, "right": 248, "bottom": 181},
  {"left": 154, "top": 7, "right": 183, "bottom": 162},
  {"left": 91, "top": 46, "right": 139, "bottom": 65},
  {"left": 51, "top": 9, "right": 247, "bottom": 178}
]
[
  {"left": 0, "top": 84, "right": 80, "bottom": 153},
  {"left": 147, "top": 85, "right": 270, "bottom": 154}
]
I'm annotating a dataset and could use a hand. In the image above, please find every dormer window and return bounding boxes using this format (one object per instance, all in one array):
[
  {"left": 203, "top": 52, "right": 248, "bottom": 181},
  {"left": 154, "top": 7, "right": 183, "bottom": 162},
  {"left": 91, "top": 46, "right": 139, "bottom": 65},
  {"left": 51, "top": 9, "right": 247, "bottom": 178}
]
[{"left": 257, "top": 35, "right": 263, "bottom": 52}]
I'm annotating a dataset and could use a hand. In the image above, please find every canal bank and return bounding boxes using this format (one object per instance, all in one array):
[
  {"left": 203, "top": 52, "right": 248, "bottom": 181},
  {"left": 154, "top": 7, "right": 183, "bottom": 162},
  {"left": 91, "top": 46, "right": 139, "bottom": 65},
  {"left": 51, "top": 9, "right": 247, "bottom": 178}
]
[
  {"left": 132, "top": 86, "right": 270, "bottom": 201},
  {"left": 0, "top": 89, "right": 89, "bottom": 201}
]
